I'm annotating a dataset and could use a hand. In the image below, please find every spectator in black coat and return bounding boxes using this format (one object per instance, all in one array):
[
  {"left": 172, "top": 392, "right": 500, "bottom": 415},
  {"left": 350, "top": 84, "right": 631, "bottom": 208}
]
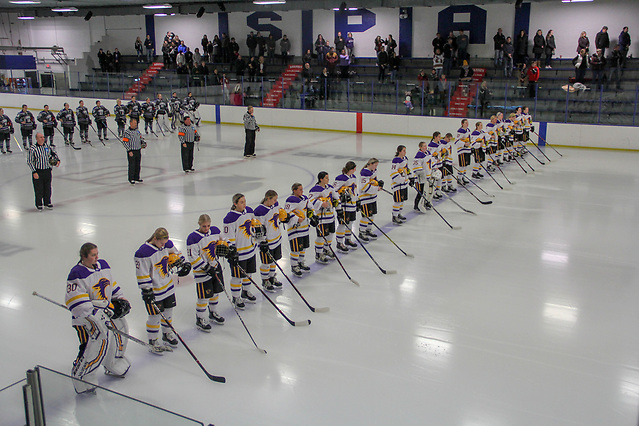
[
  {"left": 532, "top": 29, "right": 545, "bottom": 62},
  {"left": 595, "top": 26, "right": 610, "bottom": 57},
  {"left": 235, "top": 55, "right": 246, "bottom": 78},
  {"left": 618, "top": 27, "right": 631, "bottom": 64},
  {"left": 515, "top": 30, "right": 528, "bottom": 68},
  {"left": 432, "top": 32, "right": 446, "bottom": 55},
  {"left": 246, "top": 32, "right": 257, "bottom": 58},
  {"left": 544, "top": 30, "right": 555, "bottom": 69},
  {"left": 590, "top": 49, "right": 606, "bottom": 89},
  {"left": 97, "top": 48, "right": 107, "bottom": 72},
  {"left": 257, "top": 32, "right": 266, "bottom": 57},
  {"left": 335, "top": 32, "right": 345, "bottom": 54},
  {"left": 577, "top": 31, "right": 590, "bottom": 54},
  {"left": 113, "top": 48, "right": 122, "bottom": 72},
  {"left": 608, "top": 44, "right": 623, "bottom": 90},
  {"left": 493, "top": 28, "right": 506, "bottom": 68},
  {"left": 377, "top": 50, "right": 388, "bottom": 82},
  {"left": 457, "top": 30, "right": 469, "bottom": 62}
]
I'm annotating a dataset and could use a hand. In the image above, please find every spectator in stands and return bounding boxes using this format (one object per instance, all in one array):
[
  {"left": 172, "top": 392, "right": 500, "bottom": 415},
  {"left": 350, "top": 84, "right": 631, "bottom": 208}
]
[
  {"left": 595, "top": 26, "right": 610, "bottom": 57},
  {"left": 235, "top": 54, "right": 246, "bottom": 78},
  {"left": 185, "top": 47, "right": 194, "bottom": 69},
  {"left": 608, "top": 44, "right": 623, "bottom": 90},
  {"left": 335, "top": 32, "right": 345, "bottom": 55},
  {"left": 212, "top": 35, "right": 221, "bottom": 62},
  {"left": 389, "top": 51, "right": 400, "bottom": 83},
  {"left": 178, "top": 40, "right": 187, "bottom": 55},
  {"left": 377, "top": 48, "right": 388, "bottom": 83},
  {"left": 544, "top": 30, "right": 555, "bottom": 69},
  {"left": 590, "top": 49, "right": 606, "bottom": 90},
  {"left": 247, "top": 57, "right": 257, "bottom": 82},
  {"left": 194, "top": 48, "right": 202, "bottom": 66},
  {"left": 201, "top": 35, "right": 209, "bottom": 56},
  {"left": 267, "top": 35, "right": 276, "bottom": 64},
  {"left": 230, "top": 38, "right": 240, "bottom": 66},
  {"left": 515, "top": 30, "right": 528, "bottom": 68},
  {"left": 325, "top": 47, "right": 339, "bottom": 77},
  {"left": 197, "top": 61, "right": 209, "bottom": 80},
  {"left": 145, "top": 35, "right": 154, "bottom": 63},
  {"left": 98, "top": 48, "right": 107, "bottom": 72},
  {"left": 315, "top": 34, "right": 326, "bottom": 65},
  {"left": 221, "top": 33, "right": 229, "bottom": 63},
  {"left": 247, "top": 32, "right": 257, "bottom": 58},
  {"left": 281, "top": 35, "right": 291, "bottom": 65},
  {"left": 478, "top": 81, "right": 491, "bottom": 117},
  {"left": 493, "top": 28, "right": 505, "bottom": 68},
  {"left": 113, "top": 48, "right": 122, "bottom": 72},
  {"left": 457, "top": 30, "right": 469, "bottom": 62},
  {"left": 574, "top": 48, "right": 589, "bottom": 83},
  {"left": 303, "top": 49, "right": 313, "bottom": 66},
  {"left": 346, "top": 32, "right": 355, "bottom": 59},
  {"left": 577, "top": 31, "right": 590, "bottom": 54},
  {"left": 428, "top": 68, "right": 438, "bottom": 92},
  {"left": 135, "top": 37, "right": 143, "bottom": 63},
  {"left": 443, "top": 38, "right": 455, "bottom": 77},
  {"left": 433, "top": 32, "right": 446, "bottom": 55},
  {"left": 458, "top": 60, "right": 474, "bottom": 84},
  {"left": 433, "top": 49, "right": 444, "bottom": 78},
  {"left": 417, "top": 69, "right": 428, "bottom": 89},
  {"left": 258, "top": 56, "right": 267, "bottom": 79},
  {"left": 176, "top": 50, "right": 186, "bottom": 69},
  {"left": 386, "top": 34, "right": 397, "bottom": 55},
  {"left": 437, "top": 74, "right": 448, "bottom": 105},
  {"left": 105, "top": 50, "right": 114, "bottom": 72},
  {"left": 162, "top": 41, "right": 171, "bottom": 67},
  {"left": 448, "top": 31, "right": 458, "bottom": 61},
  {"left": 532, "top": 29, "right": 545, "bottom": 62},
  {"left": 319, "top": 67, "right": 330, "bottom": 99},
  {"left": 504, "top": 36, "right": 514, "bottom": 77},
  {"left": 374, "top": 35, "right": 385, "bottom": 55},
  {"left": 206, "top": 40, "right": 214, "bottom": 63},
  {"left": 257, "top": 32, "right": 266, "bottom": 57},
  {"left": 618, "top": 27, "right": 631, "bottom": 65},
  {"left": 527, "top": 60, "right": 540, "bottom": 98},
  {"left": 339, "top": 49, "right": 351, "bottom": 79}
]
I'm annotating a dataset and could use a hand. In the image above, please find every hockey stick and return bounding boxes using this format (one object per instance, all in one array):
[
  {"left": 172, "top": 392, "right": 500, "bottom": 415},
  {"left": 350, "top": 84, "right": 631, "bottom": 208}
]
[
  {"left": 55, "top": 126, "right": 80, "bottom": 150},
  {"left": 31, "top": 291, "right": 168, "bottom": 354},
  {"left": 486, "top": 150, "right": 515, "bottom": 185},
  {"left": 478, "top": 161, "right": 506, "bottom": 190},
  {"left": 532, "top": 130, "right": 563, "bottom": 157},
  {"left": 107, "top": 127, "right": 124, "bottom": 144},
  {"left": 318, "top": 226, "right": 360, "bottom": 286},
  {"left": 526, "top": 136, "right": 552, "bottom": 162},
  {"left": 366, "top": 216, "right": 415, "bottom": 258},
  {"left": 347, "top": 223, "right": 397, "bottom": 275},
  {"left": 75, "top": 124, "right": 94, "bottom": 147},
  {"left": 504, "top": 144, "right": 527, "bottom": 173},
  {"left": 517, "top": 141, "right": 545, "bottom": 165},
  {"left": 12, "top": 134, "right": 23, "bottom": 152},
  {"left": 155, "top": 117, "right": 166, "bottom": 136},
  {"left": 435, "top": 187, "right": 476, "bottom": 215},
  {"left": 514, "top": 146, "right": 536, "bottom": 171},
  {"left": 410, "top": 183, "right": 462, "bottom": 230},
  {"left": 235, "top": 263, "right": 311, "bottom": 326},
  {"left": 451, "top": 164, "right": 495, "bottom": 198},
  {"left": 212, "top": 268, "right": 267, "bottom": 353},
  {"left": 266, "top": 251, "right": 330, "bottom": 312},
  {"left": 151, "top": 301, "right": 226, "bottom": 383},
  {"left": 90, "top": 123, "right": 106, "bottom": 146}
]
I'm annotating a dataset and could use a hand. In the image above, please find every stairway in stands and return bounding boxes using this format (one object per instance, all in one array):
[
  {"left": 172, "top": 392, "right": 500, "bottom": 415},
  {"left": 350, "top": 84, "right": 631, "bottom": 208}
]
[
  {"left": 124, "top": 62, "right": 164, "bottom": 99},
  {"left": 447, "top": 68, "right": 486, "bottom": 117},
  {"left": 262, "top": 64, "right": 303, "bottom": 107}
]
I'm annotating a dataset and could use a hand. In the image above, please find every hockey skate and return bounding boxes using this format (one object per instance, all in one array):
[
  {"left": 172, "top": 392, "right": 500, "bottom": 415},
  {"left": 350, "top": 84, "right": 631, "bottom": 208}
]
[
  {"left": 345, "top": 239, "right": 358, "bottom": 250},
  {"left": 269, "top": 276, "right": 283, "bottom": 289},
  {"left": 398, "top": 214, "right": 407, "bottom": 222},
  {"left": 298, "top": 262, "right": 311, "bottom": 272},
  {"left": 323, "top": 248, "right": 336, "bottom": 260},
  {"left": 392, "top": 216, "right": 403, "bottom": 226},
  {"left": 364, "top": 229, "right": 378, "bottom": 240},
  {"left": 358, "top": 232, "right": 370, "bottom": 242},
  {"left": 241, "top": 289, "right": 257, "bottom": 303},
  {"left": 315, "top": 253, "right": 329, "bottom": 264},
  {"left": 291, "top": 265, "right": 303, "bottom": 277},
  {"left": 263, "top": 279, "right": 277, "bottom": 293},
  {"left": 148, "top": 338, "right": 172, "bottom": 355},
  {"left": 209, "top": 310, "right": 225, "bottom": 325},
  {"left": 233, "top": 296, "right": 246, "bottom": 310},
  {"left": 162, "top": 331, "right": 179, "bottom": 347},
  {"left": 336, "top": 243, "right": 349, "bottom": 254},
  {"left": 196, "top": 316, "right": 212, "bottom": 332}
]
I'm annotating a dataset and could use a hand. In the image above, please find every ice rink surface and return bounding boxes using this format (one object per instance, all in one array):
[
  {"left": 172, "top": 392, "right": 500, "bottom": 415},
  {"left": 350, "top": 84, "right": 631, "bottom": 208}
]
[{"left": 1, "top": 109, "right": 639, "bottom": 425}]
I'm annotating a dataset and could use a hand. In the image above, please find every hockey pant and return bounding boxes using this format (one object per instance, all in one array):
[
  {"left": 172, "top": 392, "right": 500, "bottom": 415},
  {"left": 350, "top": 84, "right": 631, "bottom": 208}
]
[
  {"left": 116, "top": 120, "right": 126, "bottom": 138},
  {"left": 78, "top": 123, "right": 89, "bottom": 142},
  {"left": 195, "top": 274, "right": 222, "bottom": 321},
  {"left": 144, "top": 118, "right": 153, "bottom": 134},
  {"left": 392, "top": 187, "right": 408, "bottom": 217},
  {"left": 157, "top": 114, "right": 170, "bottom": 132},
  {"left": 21, "top": 128, "right": 33, "bottom": 147},
  {"left": 96, "top": 121, "right": 108, "bottom": 139},
  {"left": 72, "top": 313, "right": 130, "bottom": 394},
  {"left": 0, "top": 133, "right": 10, "bottom": 151},
  {"left": 229, "top": 258, "right": 256, "bottom": 297},
  {"left": 63, "top": 126, "right": 74, "bottom": 144},
  {"left": 289, "top": 237, "right": 308, "bottom": 267}
]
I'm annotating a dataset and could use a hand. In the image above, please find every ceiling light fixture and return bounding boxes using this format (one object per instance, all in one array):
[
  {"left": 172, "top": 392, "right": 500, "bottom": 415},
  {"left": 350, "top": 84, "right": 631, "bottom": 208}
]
[
  {"left": 332, "top": 7, "right": 358, "bottom": 10},
  {"left": 253, "top": 0, "right": 286, "bottom": 4},
  {"left": 561, "top": 0, "right": 593, "bottom": 2},
  {"left": 18, "top": 15, "right": 35, "bottom": 19},
  {"left": 10, "top": 1, "right": 41, "bottom": 4},
  {"left": 51, "top": 7, "right": 78, "bottom": 12},
  {"left": 143, "top": 3, "right": 172, "bottom": 9}
]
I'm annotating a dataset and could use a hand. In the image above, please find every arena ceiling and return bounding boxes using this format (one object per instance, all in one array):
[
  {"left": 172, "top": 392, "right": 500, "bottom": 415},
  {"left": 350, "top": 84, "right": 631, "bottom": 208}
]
[{"left": 0, "top": 0, "right": 559, "bottom": 17}]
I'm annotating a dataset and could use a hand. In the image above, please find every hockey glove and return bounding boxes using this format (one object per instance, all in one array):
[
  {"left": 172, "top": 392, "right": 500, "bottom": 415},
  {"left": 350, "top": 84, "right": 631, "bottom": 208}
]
[
  {"left": 104, "top": 303, "right": 115, "bottom": 318},
  {"left": 355, "top": 200, "right": 362, "bottom": 212},
  {"left": 194, "top": 133, "right": 201, "bottom": 142},
  {"left": 141, "top": 288, "right": 155, "bottom": 303},
  {"left": 111, "top": 299, "right": 131, "bottom": 319},
  {"left": 202, "top": 263, "right": 217, "bottom": 277},
  {"left": 306, "top": 208, "right": 315, "bottom": 220},
  {"left": 177, "top": 261, "right": 192, "bottom": 277},
  {"left": 10, "top": 127, "right": 14, "bottom": 134},
  {"left": 332, "top": 198, "right": 340, "bottom": 208},
  {"left": 531, "top": 126, "right": 535, "bottom": 133},
  {"left": 309, "top": 215, "right": 320, "bottom": 228},
  {"left": 409, "top": 177, "right": 417, "bottom": 186},
  {"left": 377, "top": 179, "right": 385, "bottom": 189},
  {"left": 226, "top": 246, "right": 239, "bottom": 265},
  {"left": 336, "top": 208, "right": 345, "bottom": 225},
  {"left": 259, "top": 241, "right": 269, "bottom": 254}
]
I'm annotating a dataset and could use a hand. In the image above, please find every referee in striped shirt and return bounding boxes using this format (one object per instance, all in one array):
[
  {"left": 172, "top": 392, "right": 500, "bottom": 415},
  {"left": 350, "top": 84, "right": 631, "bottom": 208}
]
[
  {"left": 27, "top": 132, "right": 59, "bottom": 211},
  {"left": 121, "top": 118, "right": 144, "bottom": 184},
  {"left": 178, "top": 116, "right": 199, "bottom": 172}
]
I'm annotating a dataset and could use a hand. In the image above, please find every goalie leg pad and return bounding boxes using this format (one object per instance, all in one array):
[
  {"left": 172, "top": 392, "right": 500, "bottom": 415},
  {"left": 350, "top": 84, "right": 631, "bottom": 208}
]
[{"left": 71, "top": 314, "right": 109, "bottom": 393}]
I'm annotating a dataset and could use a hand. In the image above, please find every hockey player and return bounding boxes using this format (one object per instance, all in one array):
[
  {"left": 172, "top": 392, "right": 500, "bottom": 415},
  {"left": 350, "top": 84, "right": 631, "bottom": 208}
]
[
  {"left": 92, "top": 100, "right": 110, "bottom": 142},
  {"left": 455, "top": 119, "right": 472, "bottom": 184},
  {"left": 178, "top": 116, "right": 199, "bottom": 172},
  {"left": 222, "top": 193, "right": 259, "bottom": 309},
  {"left": 484, "top": 116, "right": 499, "bottom": 170},
  {"left": 503, "top": 113, "right": 516, "bottom": 162},
  {"left": 56, "top": 103, "right": 76, "bottom": 147},
  {"left": 470, "top": 121, "right": 486, "bottom": 179},
  {"left": 66, "top": 242, "right": 132, "bottom": 394},
  {"left": 135, "top": 227, "right": 190, "bottom": 350},
  {"left": 440, "top": 133, "right": 456, "bottom": 192},
  {"left": 283, "top": 183, "right": 311, "bottom": 277},
  {"left": 114, "top": 99, "right": 128, "bottom": 138},
  {"left": 358, "top": 158, "right": 383, "bottom": 241},
  {"left": 427, "top": 132, "right": 445, "bottom": 200},
  {"left": 76, "top": 100, "right": 92, "bottom": 144},
  {"left": 154, "top": 94, "right": 170, "bottom": 133},
  {"left": 309, "top": 171, "right": 339, "bottom": 264},
  {"left": 182, "top": 92, "right": 201, "bottom": 126},
  {"left": 412, "top": 141, "right": 432, "bottom": 211},
  {"left": 37, "top": 105, "right": 57, "bottom": 147},
  {"left": 390, "top": 145, "right": 411, "bottom": 225},
  {"left": 333, "top": 161, "right": 359, "bottom": 253},
  {"left": 186, "top": 214, "right": 227, "bottom": 332},
  {"left": 0, "top": 108, "right": 15, "bottom": 154},
  {"left": 494, "top": 112, "right": 506, "bottom": 164},
  {"left": 253, "top": 190, "right": 286, "bottom": 292},
  {"left": 141, "top": 98, "right": 156, "bottom": 135},
  {"left": 15, "top": 104, "right": 37, "bottom": 149},
  {"left": 169, "top": 92, "right": 182, "bottom": 130},
  {"left": 127, "top": 96, "right": 142, "bottom": 123},
  {"left": 522, "top": 106, "right": 533, "bottom": 142},
  {"left": 513, "top": 106, "right": 524, "bottom": 155}
]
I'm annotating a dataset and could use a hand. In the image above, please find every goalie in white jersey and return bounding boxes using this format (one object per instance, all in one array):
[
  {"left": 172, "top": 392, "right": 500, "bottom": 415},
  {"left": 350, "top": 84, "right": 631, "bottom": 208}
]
[
  {"left": 135, "top": 227, "right": 190, "bottom": 350},
  {"left": 186, "top": 214, "right": 228, "bottom": 332},
  {"left": 65, "top": 243, "right": 131, "bottom": 394},
  {"left": 284, "top": 183, "right": 312, "bottom": 277}
]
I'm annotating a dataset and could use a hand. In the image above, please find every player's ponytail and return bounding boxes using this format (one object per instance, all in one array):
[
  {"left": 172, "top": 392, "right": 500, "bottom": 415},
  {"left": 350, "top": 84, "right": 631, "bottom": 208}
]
[
  {"left": 432, "top": 131, "right": 441, "bottom": 139},
  {"left": 146, "top": 227, "right": 169, "bottom": 243},
  {"left": 261, "top": 189, "right": 278, "bottom": 204},
  {"left": 231, "top": 193, "right": 244, "bottom": 210},
  {"left": 395, "top": 145, "right": 406, "bottom": 157},
  {"left": 79, "top": 242, "right": 97, "bottom": 261},
  {"left": 365, "top": 158, "right": 379, "bottom": 168},
  {"left": 342, "top": 161, "right": 356, "bottom": 175}
]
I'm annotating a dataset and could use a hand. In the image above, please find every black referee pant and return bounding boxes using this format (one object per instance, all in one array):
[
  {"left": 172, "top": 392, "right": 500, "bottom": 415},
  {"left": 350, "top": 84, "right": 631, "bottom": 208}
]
[
  {"left": 32, "top": 168, "right": 52, "bottom": 208},
  {"left": 127, "top": 149, "right": 141, "bottom": 182},
  {"left": 244, "top": 129, "right": 256, "bottom": 156},
  {"left": 181, "top": 142, "right": 194, "bottom": 171}
]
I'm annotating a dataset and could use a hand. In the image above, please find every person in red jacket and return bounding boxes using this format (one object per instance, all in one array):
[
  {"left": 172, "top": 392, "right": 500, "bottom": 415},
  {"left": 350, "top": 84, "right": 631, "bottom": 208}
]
[{"left": 527, "top": 60, "right": 540, "bottom": 98}]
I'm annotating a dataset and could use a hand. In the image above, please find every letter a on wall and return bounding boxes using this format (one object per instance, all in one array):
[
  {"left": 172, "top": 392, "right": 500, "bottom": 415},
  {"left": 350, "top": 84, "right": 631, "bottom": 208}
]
[
  {"left": 437, "top": 5, "right": 486, "bottom": 44},
  {"left": 247, "top": 11, "right": 283, "bottom": 40}
]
